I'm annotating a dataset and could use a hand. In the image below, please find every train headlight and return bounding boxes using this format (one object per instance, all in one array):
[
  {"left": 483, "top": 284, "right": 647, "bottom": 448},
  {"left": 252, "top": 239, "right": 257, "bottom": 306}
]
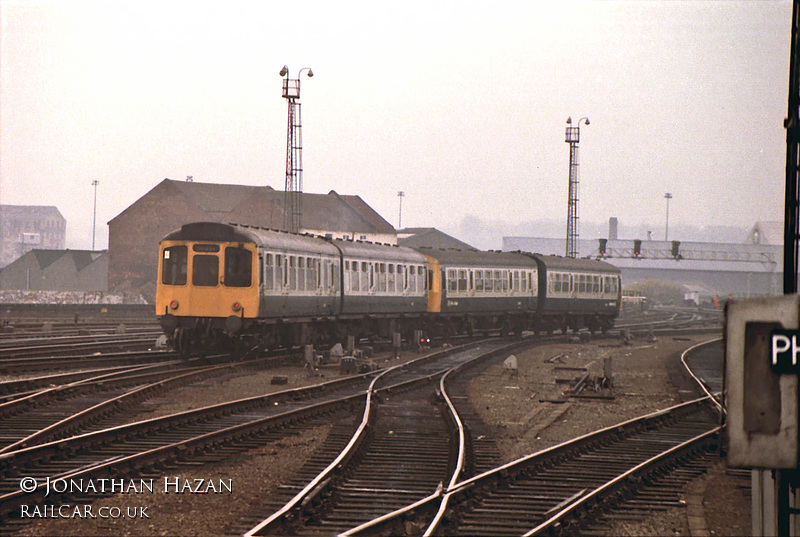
[
  {"left": 232, "top": 302, "right": 242, "bottom": 312},
  {"left": 169, "top": 300, "right": 179, "bottom": 310}
]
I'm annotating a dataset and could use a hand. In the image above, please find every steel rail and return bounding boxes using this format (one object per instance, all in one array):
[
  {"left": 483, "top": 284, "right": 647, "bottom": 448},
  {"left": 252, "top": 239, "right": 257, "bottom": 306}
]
[
  {"left": 248, "top": 339, "right": 534, "bottom": 537},
  {"left": 415, "top": 395, "right": 717, "bottom": 536},
  {"left": 243, "top": 369, "right": 384, "bottom": 537},
  {"left": 681, "top": 336, "right": 724, "bottom": 412},
  {"left": 0, "top": 359, "right": 261, "bottom": 454},
  {"left": 522, "top": 426, "right": 722, "bottom": 536}
]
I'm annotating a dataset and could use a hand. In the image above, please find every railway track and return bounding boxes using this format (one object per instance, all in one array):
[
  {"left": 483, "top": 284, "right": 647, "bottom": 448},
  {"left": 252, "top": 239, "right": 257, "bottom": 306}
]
[
  {"left": 0, "top": 339, "right": 525, "bottom": 533},
  {"left": 329, "top": 337, "right": 724, "bottom": 536},
  {"left": 0, "top": 312, "right": 726, "bottom": 536},
  {"left": 0, "top": 358, "right": 291, "bottom": 453},
  {"left": 240, "top": 339, "right": 527, "bottom": 536}
]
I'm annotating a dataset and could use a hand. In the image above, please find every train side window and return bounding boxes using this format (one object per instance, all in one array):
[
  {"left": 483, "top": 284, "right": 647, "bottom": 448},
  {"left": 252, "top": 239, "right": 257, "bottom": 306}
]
[
  {"left": 224, "top": 247, "right": 252, "bottom": 287},
  {"left": 263, "top": 253, "right": 274, "bottom": 290},
  {"left": 475, "top": 270, "right": 483, "bottom": 292},
  {"left": 288, "top": 256, "right": 297, "bottom": 290},
  {"left": 193, "top": 255, "right": 219, "bottom": 287},
  {"left": 447, "top": 269, "right": 457, "bottom": 292},
  {"left": 298, "top": 257, "right": 307, "bottom": 291},
  {"left": 458, "top": 269, "right": 467, "bottom": 292},
  {"left": 309, "top": 258, "right": 318, "bottom": 290},
  {"left": 275, "top": 255, "right": 284, "bottom": 289},
  {"left": 258, "top": 254, "right": 272, "bottom": 289},
  {"left": 162, "top": 245, "right": 188, "bottom": 285},
  {"left": 379, "top": 263, "right": 387, "bottom": 292},
  {"left": 388, "top": 264, "right": 396, "bottom": 293}
]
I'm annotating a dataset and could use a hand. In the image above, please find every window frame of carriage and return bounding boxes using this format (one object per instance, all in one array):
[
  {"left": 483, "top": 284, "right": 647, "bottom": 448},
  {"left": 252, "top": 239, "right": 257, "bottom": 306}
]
[
  {"left": 342, "top": 258, "right": 426, "bottom": 296},
  {"left": 445, "top": 266, "right": 537, "bottom": 297},
  {"left": 260, "top": 251, "right": 340, "bottom": 295}
]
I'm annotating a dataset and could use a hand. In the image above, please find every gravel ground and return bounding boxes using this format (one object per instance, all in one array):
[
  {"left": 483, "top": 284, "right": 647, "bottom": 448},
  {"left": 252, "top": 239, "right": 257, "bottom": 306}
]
[{"left": 14, "top": 333, "right": 750, "bottom": 537}]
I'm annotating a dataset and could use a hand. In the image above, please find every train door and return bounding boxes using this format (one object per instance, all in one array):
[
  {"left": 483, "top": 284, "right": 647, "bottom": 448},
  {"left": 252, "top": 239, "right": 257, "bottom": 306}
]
[{"left": 423, "top": 255, "right": 442, "bottom": 313}]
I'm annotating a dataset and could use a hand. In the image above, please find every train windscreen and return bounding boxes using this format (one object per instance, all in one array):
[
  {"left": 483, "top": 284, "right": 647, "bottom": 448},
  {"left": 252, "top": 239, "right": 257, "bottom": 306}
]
[
  {"left": 225, "top": 247, "right": 252, "bottom": 287},
  {"left": 162, "top": 245, "right": 187, "bottom": 285}
]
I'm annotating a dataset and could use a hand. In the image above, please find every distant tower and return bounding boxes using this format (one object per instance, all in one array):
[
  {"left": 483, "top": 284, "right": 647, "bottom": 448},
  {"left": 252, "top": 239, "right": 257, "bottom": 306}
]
[
  {"left": 608, "top": 217, "right": 618, "bottom": 240},
  {"left": 397, "top": 191, "right": 405, "bottom": 228},
  {"left": 565, "top": 117, "right": 589, "bottom": 258},
  {"left": 280, "top": 66, "right": 313, "bottom": 233}
]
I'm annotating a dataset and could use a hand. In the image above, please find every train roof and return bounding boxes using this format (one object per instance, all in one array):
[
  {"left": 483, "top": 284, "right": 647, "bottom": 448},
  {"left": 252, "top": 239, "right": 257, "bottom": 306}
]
[
  {"left": 413, "top": 247, "right": 536, "bottom": 268},
  {"left": 161, "top": 222, "right": 256, "bottom": 243},
  {"left": 161, "top": 223, "right": 340, "bottom": 256},
  {"left": 331, "top": 238, "right": 428, "bottom": 264},
  {"left": 530, "top": 253, "right": 621, "bottom": 274}
]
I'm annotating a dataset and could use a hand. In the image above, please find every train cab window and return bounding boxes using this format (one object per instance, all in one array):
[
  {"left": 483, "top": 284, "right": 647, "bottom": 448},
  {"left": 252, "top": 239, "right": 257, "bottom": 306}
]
[
  {"left": 224, "top": 247, "right": 252, "bottom": 287},
  {"left": 162, "top": 245, "right": 188, "bottom": 285},
  {"left": 193, "top": 255, "right": 219, "bottom": 286}
]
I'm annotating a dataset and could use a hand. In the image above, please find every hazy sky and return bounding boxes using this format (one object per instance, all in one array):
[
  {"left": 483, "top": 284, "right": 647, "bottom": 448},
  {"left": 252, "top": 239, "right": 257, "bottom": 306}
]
[{"left": 0, "top": 0, "right": 792, "bottom": 250}]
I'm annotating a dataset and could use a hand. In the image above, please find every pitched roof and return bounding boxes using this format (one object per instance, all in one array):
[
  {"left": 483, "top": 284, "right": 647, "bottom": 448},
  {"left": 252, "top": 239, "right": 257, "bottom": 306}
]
[
  {"left": 30, "top": 250, "right": 103, "bottom": 271},
  {"left": 398, "top": 228, "right": 477, "bottom": 251},
  {"left": 139, "top": 179, "right": 394, "bottom": 234}
]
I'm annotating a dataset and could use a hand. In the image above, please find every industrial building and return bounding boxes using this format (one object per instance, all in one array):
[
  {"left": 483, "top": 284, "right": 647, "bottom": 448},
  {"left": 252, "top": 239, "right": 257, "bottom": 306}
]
[
  {"left": 0, "top": 249, "right": 108, "bottom": 292},
  {"left": 107, "top": 178, "right": 397, "bottom": 300},
  {"left": 0, "top": 205, "right": 66, "bottom": 268}
]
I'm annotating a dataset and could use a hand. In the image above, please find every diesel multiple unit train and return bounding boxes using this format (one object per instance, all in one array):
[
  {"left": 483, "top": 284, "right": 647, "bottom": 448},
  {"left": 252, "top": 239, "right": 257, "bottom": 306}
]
[{"left": 155, "top": 222, "right": 621, "bottom": 354}]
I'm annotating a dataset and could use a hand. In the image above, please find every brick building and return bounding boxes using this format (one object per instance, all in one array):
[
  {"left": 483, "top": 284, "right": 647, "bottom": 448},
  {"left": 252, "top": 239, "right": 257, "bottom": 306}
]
[
  {"left": 107, "top": 179, "right": 397, "bottom": 301},
  {"left": 0, "top": 205, "right": 66, "bottom": 268}
]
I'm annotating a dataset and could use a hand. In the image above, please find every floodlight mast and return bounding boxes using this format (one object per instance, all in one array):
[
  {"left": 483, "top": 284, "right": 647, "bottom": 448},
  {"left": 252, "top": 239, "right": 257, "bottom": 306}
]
[
  {"left": 565, "top": 116, "right": 589, "bottom": 258},
  {"left": 280, "top": 66, "right": 313, "bottom": 233}
]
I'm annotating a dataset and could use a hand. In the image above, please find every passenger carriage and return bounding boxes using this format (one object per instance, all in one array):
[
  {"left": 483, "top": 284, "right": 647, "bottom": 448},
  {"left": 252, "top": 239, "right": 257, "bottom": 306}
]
[
  {"left": 416, "top": 247, "right": 539, "bottom": 337},
  {"left": 531, "top": 254, "right": 621, "bottom": 333},
  {"left": 155, "top": 222, "right": 621, "bottom": 355}
]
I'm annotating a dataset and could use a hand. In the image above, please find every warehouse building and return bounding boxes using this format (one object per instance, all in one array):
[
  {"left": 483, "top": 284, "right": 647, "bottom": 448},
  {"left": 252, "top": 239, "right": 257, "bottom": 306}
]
[{"left": 107, "top": 178, "right": 397, "bottom": 301}]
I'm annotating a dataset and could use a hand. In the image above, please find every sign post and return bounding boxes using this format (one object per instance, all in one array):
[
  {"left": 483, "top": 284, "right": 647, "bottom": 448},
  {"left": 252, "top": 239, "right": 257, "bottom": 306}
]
[{"left": 726, "top": 296, "right": 800, "bottom": 536}]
